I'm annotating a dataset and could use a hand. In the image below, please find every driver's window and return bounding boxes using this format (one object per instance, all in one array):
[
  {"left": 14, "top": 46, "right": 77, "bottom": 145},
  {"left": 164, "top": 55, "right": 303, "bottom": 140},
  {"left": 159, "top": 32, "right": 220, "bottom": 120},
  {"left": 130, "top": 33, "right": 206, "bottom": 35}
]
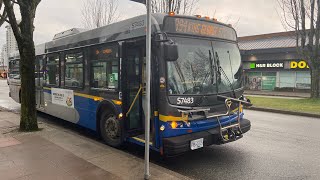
[{"left": 89, "top": 43, "right": 119, "bottom": 90}]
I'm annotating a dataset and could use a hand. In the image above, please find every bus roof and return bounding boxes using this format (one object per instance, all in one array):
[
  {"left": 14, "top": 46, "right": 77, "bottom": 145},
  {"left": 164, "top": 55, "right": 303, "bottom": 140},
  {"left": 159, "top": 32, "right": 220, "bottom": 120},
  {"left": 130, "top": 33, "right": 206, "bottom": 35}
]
[
  {"left": 45, "top": 14, "right": 166, "bottom": 53},
  {"left": 10, "top": 13, "right": 237, "bottom": 58},
  {"left": 45, "top": 13, "right": 237, "bottom": 52}
]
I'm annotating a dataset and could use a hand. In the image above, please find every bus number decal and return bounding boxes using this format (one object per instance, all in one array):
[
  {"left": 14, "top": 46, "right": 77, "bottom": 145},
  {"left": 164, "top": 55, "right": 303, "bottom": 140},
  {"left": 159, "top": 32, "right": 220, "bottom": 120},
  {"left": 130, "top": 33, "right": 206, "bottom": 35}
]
[{"left": 177, "top": 97, "right": 194, "bottom": 105}]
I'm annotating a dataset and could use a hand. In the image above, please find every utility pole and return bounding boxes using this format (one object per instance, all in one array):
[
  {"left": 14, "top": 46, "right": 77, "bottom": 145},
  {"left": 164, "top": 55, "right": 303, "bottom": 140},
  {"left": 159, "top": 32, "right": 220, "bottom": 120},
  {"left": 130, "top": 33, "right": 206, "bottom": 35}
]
[
  {"left": 144, "top": 0, "right": 151, "bottom": 178},
  {"left": 129, "top": 0, "right": 151, "bottom": 179}
]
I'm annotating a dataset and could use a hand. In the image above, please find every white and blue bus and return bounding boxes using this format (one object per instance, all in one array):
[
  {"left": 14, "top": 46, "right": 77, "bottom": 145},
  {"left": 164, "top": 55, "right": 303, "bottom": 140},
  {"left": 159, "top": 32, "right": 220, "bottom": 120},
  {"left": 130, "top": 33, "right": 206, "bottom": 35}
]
[{"left": 8, "top": 13, "right": 252, "bottom": 156}]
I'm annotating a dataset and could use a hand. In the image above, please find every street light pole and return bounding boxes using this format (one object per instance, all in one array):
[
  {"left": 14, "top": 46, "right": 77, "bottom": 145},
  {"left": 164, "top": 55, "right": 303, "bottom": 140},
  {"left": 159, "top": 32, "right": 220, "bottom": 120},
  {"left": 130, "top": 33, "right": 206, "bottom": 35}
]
[{"left": 144, "top": 0, "right": 151, "bottom": 179}]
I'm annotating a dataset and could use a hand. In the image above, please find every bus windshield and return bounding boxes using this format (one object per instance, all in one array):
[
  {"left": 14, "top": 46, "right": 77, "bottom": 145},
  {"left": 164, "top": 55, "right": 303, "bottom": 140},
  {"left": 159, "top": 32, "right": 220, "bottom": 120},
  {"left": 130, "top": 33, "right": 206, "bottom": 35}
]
[{"left": 167, "top": 37, "right": 242, "bottom": 95}]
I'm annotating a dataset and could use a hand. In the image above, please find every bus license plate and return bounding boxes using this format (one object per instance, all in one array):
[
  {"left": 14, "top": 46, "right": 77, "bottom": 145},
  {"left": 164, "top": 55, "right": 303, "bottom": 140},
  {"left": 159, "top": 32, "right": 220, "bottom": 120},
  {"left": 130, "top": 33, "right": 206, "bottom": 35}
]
[{"left": 190, "top": 138, "right": 204, "bottom": 150}]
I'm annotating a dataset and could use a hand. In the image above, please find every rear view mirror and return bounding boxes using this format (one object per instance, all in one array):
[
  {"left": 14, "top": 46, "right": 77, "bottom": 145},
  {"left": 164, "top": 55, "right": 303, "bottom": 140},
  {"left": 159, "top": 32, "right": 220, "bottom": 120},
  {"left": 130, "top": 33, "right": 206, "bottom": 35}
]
[{"left": 164, "top": 41, "right": 179, "bottom": 61}]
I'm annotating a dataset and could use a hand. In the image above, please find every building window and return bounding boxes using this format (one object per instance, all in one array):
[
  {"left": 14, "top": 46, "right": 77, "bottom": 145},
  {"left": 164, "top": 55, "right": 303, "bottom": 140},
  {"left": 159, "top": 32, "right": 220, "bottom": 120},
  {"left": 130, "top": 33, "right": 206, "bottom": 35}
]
[
  {"left": 46, "top": 55, "right": 60, "bottom": 86},
  {"left": 296, "top": 71, "right": 311, "bottom": 89},
  {"left": 65, "top": 52, "right": 84, "bottom": 88},
  {"left": 279, "top": 71, "right": 295, "bottom": 88},
  {"left": 89, "top": 44, "right": 119, "bottom": 90},
  {"left": 246, "top": 72, "right": 262, "bottom": 90}
]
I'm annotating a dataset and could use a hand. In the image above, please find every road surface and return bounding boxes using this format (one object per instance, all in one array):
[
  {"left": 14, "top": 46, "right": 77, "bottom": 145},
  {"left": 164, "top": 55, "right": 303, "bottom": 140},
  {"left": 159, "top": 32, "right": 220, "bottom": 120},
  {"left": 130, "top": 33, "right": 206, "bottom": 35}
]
[
  {"left": 1, "top": 80, "right": 319, "bottom": 179},
  {"left": 158, "top": 110, "right": 320, "bottom": 180}
]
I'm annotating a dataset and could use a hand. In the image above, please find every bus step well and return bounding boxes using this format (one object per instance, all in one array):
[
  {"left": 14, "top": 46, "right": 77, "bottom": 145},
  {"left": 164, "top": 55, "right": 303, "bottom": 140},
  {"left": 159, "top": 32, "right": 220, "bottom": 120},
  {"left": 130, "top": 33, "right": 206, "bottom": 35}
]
[{"left": 131, "top": 134, "right": 154, "bottom": 146}]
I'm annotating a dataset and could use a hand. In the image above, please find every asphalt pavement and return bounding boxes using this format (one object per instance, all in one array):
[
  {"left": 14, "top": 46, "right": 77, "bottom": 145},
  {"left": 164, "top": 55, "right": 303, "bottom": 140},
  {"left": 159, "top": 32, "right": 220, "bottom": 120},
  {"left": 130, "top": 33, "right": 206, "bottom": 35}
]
[
  {"left": 1, "top": 80, "right": 320, "bottom": 180},
  {"left": 158, "top": 111, "right": 320, "bottom": 180}
]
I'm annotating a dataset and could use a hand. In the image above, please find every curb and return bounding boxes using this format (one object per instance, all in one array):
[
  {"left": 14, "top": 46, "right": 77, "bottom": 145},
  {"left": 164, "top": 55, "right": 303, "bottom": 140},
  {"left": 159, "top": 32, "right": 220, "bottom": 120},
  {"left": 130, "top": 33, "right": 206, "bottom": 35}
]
[{"left": 246, "top": 106, "right": 320, "bottom": 119}]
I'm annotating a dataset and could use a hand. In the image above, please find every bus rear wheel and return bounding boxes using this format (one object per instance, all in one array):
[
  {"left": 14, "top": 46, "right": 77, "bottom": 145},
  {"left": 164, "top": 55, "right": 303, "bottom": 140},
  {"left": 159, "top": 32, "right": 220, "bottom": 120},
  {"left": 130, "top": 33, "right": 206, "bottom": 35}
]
[{"left": 100, "top": 111, "right": 123, "bottom": 147}]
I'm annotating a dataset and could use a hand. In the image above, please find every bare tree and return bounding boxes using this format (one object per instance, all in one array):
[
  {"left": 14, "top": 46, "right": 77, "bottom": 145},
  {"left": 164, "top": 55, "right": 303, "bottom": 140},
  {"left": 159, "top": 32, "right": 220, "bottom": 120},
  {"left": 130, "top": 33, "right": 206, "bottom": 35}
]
[
  {"left": 81, "top": 0, "right": 120, "bottom": 29},
  {"left": 278, "top": 0, "right": 320, "bottom": 98},
  {"left": 0, "top": 0, "right": 8, "bottom": 26},
  {"left": 150, "top": 0, "right": 199, "bottom": 15},
  {"left": 0, "top": 0, "right": 41, "bottom": 131}
]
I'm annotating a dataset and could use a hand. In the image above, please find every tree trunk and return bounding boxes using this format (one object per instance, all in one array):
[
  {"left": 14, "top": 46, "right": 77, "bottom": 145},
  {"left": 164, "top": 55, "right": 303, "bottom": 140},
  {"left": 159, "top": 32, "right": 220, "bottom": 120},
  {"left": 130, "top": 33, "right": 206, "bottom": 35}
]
[
  {"left": 310, "top": 68, "right": 320, "bottom": 98},
  {"left": 19, "top": 39, "right": 38, "bottom": 131}
]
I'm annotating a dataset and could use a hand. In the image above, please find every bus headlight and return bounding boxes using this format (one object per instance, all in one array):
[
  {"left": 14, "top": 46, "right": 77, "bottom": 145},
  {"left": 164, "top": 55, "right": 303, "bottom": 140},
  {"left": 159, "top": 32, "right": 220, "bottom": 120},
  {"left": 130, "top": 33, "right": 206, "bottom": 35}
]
[
  {"left": 171, "top": 121, "right": 178, "bottom": 129},
  {"left": 170, "top": 121, "right": 184, "bottom": 129}
]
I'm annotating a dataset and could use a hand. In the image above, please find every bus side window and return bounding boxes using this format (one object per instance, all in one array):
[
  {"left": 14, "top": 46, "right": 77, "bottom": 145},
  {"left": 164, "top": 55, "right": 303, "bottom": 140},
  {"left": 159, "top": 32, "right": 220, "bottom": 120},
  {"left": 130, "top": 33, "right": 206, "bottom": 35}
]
[
  {"left": 64, "top": 52, "right": 84, "bottom": 88},
  {"left": 89, "top": 44, "right": 119, "bottom": 90},
  {"left": 46, "top": 54, "right": 60, "bottom": 87}
]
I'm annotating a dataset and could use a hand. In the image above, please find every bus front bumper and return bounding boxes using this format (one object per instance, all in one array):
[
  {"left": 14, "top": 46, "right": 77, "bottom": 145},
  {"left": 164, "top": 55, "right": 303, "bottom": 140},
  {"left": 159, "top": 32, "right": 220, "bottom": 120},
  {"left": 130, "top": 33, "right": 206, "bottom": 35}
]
[{"left": 163, "top": 118, "right": 251, "bottom": 156}]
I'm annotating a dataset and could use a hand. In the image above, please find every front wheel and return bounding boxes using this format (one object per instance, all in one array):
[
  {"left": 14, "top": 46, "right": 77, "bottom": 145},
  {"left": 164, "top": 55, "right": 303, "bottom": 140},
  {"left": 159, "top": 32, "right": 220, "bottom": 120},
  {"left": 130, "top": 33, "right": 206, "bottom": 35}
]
[{"left": 100, "top": 111, "right": 124, "bottom": 147}]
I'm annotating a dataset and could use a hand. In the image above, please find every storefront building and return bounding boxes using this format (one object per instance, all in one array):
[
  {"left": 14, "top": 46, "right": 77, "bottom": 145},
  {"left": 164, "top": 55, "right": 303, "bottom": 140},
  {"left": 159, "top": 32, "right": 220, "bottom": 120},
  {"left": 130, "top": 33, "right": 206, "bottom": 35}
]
[{"left": 239, "top": 31, "right": 311, "bottom": 91}]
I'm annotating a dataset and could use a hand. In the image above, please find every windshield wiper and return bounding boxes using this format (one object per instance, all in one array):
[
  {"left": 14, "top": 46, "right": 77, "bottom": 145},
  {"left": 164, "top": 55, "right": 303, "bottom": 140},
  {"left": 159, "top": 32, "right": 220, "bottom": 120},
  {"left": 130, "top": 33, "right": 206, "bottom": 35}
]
[
  {"left": 215, "top": 52, "right": 236, "bottom": 98},
  {"left": 193, "top": 50, "right": 216, "bottom": 105},
  {"left": 199, "top": 50, "right": 214, "bottom": 85}
]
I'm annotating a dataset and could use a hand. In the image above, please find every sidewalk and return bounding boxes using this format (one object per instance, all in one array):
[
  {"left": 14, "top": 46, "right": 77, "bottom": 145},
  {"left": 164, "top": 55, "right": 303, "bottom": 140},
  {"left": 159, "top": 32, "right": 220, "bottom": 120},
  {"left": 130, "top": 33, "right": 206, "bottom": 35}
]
[
  {"left": 0, "top": 110, "right": 189, "bottom": 180},
  {"left": 244, "top": 90, "right": 310, "bottom": 98}
]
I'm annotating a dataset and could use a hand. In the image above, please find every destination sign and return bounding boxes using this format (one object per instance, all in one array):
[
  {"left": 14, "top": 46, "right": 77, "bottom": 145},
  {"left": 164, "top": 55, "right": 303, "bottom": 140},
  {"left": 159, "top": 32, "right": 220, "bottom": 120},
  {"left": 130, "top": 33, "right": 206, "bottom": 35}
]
[{"left": 164, "top": 17, "right": 237, "bottom": 41}]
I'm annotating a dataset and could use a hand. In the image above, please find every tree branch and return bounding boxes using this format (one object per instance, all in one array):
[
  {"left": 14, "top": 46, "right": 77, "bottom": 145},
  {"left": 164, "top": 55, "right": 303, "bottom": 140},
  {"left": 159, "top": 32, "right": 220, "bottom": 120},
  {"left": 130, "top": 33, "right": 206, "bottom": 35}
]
[
  {"left": 81, "top": 0, "right": 119, "bottom": 29},
  {"left": 314, "top": 0, "right": 320, "bottom": 66},
  {"left": 0, "top": 11, "right": 9, "bottom": 25},
  {"left": 3, "top": 0, "right": 22, "bottom": 42}
]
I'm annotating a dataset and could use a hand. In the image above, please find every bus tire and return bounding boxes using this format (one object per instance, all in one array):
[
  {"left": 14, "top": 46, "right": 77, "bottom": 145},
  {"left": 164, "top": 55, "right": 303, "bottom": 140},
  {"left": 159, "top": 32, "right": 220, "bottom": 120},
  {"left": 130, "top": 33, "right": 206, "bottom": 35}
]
[{"left": 100, "top": 110, "right": 123, "bottom": 147}]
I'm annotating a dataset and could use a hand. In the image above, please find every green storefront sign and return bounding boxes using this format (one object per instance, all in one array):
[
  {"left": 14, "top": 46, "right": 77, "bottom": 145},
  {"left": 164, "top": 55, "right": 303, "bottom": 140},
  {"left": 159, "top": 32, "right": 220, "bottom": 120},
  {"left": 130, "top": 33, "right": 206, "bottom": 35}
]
[{"left": 250, "top": 62, "right": 284, "bottom": 69}]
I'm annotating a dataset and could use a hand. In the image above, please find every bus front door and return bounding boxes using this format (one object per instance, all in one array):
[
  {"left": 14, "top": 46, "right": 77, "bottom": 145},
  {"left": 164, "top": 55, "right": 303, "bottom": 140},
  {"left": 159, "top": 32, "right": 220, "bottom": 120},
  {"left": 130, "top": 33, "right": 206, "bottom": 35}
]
[{"left": 122, "top": 43, "right": 145, "bottom": 136}]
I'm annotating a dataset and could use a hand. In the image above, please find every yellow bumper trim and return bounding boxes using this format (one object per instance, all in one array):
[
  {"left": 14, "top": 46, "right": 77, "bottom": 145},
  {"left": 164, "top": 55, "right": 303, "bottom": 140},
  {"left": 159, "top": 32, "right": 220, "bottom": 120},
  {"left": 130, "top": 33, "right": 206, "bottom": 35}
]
[{"left": 159, "top": 114, "right": 188, "bottom": 122}]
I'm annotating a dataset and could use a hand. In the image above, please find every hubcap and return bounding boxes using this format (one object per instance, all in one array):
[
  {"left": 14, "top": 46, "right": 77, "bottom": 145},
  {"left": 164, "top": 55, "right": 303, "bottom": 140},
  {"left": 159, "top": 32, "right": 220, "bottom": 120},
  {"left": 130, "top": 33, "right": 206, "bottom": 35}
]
[{"left": 105, "top": 115, "right": 119, "bottom": 140}]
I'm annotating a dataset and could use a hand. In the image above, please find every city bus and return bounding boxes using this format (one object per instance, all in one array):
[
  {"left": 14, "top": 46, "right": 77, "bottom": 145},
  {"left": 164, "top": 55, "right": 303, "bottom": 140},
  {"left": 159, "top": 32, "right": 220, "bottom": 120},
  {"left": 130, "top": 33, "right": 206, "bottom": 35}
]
[{"left": 8, "top": 13, "right": 252, "bottom": 156}]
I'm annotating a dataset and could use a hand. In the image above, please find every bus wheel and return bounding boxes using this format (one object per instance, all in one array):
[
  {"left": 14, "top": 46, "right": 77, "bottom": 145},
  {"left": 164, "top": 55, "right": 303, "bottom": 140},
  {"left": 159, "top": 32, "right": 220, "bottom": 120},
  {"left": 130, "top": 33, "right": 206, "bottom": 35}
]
[{"left": 100, "top": 111, "right": 123, "bottom": 147}]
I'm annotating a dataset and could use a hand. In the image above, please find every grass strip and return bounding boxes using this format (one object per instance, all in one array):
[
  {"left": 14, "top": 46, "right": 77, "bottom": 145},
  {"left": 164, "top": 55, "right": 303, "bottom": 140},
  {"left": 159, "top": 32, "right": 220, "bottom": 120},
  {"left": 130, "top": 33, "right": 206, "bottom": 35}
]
[{"left": 247, "top": 96, "right": 320, "bottom": 115}]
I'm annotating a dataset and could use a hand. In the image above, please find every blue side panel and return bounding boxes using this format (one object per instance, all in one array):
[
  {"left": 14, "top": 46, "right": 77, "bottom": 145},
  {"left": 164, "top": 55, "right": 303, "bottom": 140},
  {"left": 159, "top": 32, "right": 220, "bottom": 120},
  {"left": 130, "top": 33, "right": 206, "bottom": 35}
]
[
  {"left": 43, "top": 89, "right": 99, "bottom": 132},
  {"left": 74, "top": 96, "right": 100, "bottom": 131},
  {"left": 154, "top": 116, "right": 160, "bottom": 148}
]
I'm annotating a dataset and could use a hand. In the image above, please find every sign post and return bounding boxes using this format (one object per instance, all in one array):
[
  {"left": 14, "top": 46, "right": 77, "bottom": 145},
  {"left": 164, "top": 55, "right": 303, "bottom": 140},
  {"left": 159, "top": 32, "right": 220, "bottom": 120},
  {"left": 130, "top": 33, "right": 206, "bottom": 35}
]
[{"left": 129, "top": 0, "right": 150, "bottom": 179}]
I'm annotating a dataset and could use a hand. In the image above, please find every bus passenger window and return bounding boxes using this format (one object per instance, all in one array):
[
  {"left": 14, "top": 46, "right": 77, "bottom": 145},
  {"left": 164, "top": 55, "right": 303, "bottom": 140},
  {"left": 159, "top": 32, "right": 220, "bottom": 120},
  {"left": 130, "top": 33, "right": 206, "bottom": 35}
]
[
  {"left": 89, "top": 44, "right": 119, "bottom": 90},
  {"left": 65, "top": 52, "right": 84, "bottom": 88},
  {"left": 46, "top": 55, "right": 60, "bottom": 86},
  {"left": 91, "top": 60, "right": 118, "bottom": 90}
]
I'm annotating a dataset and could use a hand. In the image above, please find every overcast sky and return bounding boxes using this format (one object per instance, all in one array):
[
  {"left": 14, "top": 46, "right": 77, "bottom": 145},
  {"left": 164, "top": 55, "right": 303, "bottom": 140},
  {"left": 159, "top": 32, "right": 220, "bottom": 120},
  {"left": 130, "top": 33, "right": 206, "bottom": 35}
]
[{"left": 0, "top": 0, "right": 284, "bottom": 49}]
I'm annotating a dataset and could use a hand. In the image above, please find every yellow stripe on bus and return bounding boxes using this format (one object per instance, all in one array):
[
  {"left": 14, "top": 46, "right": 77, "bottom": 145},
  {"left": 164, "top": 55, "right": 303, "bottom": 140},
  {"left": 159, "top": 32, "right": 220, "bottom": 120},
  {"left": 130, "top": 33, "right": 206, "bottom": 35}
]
[{"left": 42, "top": 87, "right": 121, "bottom": 104}]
